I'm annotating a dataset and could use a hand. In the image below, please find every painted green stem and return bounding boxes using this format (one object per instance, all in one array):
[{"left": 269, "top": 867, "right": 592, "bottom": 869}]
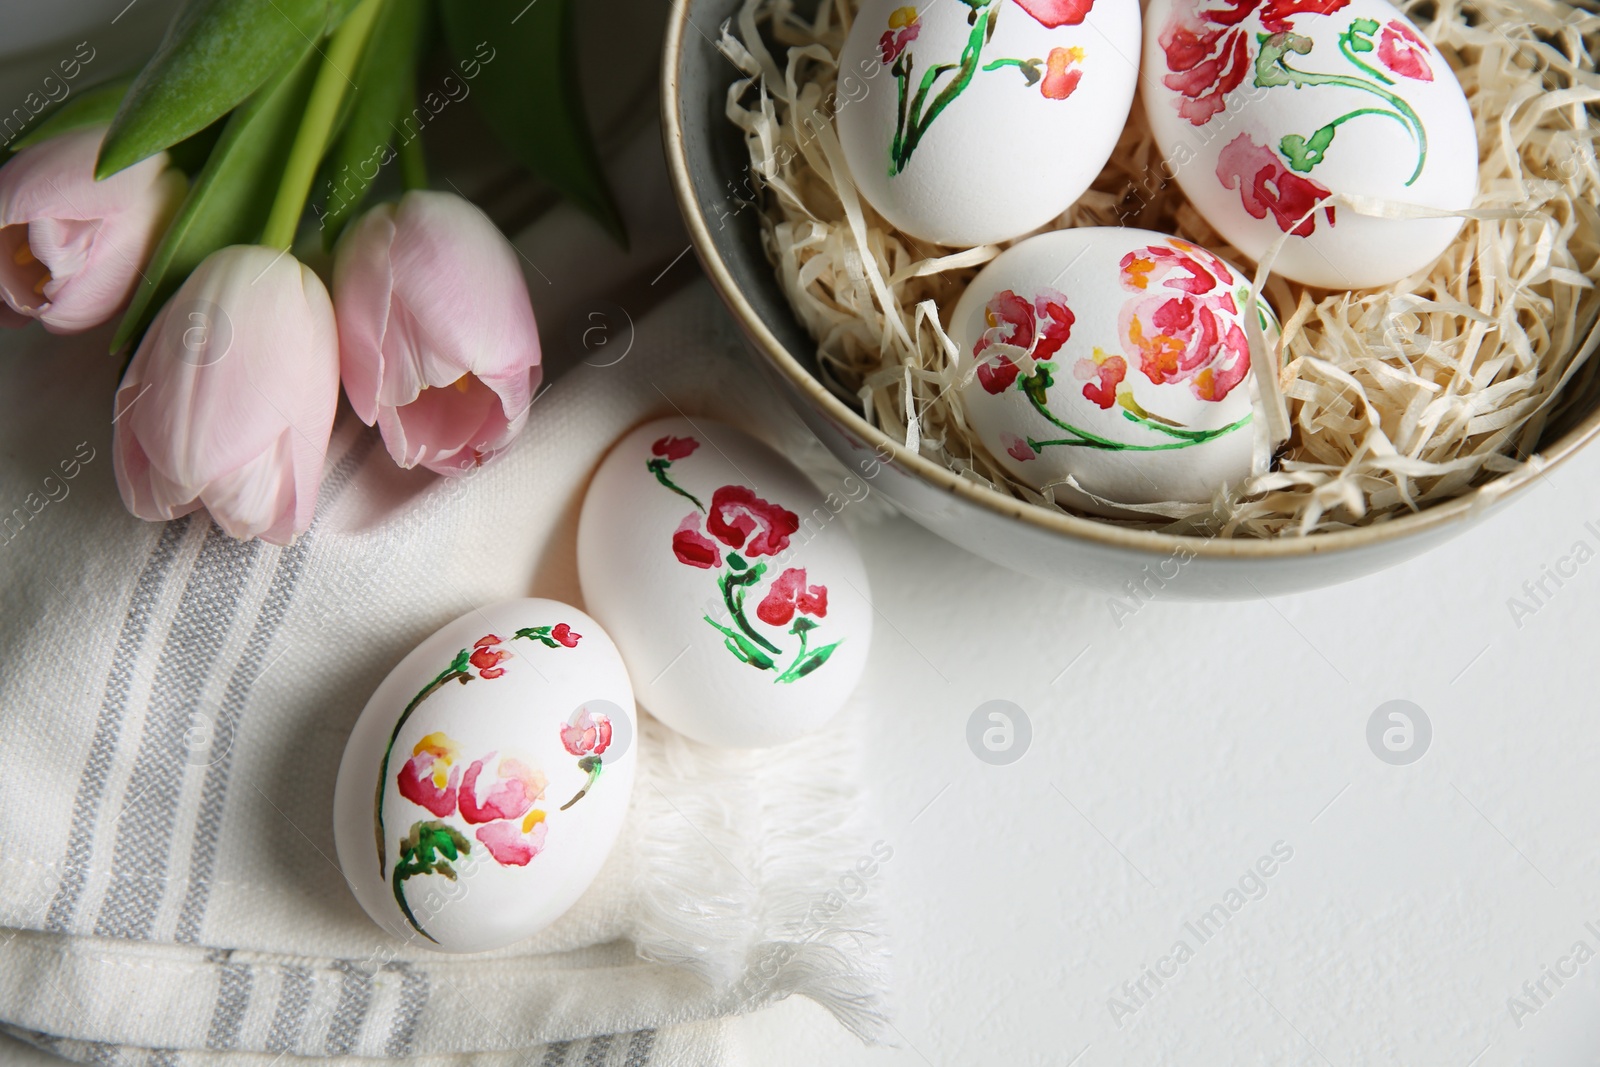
[
  {"left": 1021, "top": 372, "right": 1251, "bottom": 453},
  {"left": 374, "top": 659, "right": 468, "bottom": 876},
  {"left": 261, "top": 0, "right": 386, "bottom": 249},
  {"left": 890, "top": 5, "right": 994, "bottom": 175}
]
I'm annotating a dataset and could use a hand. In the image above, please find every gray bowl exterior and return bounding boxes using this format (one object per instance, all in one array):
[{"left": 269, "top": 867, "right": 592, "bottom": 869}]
[{"left": 664, "top": 0, "right": 1598, "bottom": 600}]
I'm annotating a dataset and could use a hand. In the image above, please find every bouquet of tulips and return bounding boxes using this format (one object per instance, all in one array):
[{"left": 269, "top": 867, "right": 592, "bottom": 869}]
[{"left": 0, "top": 0, "right": 619, "bottom": 544}]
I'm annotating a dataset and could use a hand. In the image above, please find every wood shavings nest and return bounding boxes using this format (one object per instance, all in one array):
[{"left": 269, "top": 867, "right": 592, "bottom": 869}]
[{"left": 719, "top": 0, "right": 1600, "bottom": 537}]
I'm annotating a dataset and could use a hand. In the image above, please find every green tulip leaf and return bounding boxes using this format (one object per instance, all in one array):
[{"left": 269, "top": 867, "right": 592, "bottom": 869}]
[
  {"left": 96, "top": 0, "right": 364, "bottom": 180},
  {"left": 109, "top": 45, "right": 321, "bottom": 353},
  {"left": 9, "top": 75, "right": 134, "bottom": 153},
  {"left": 438, "top": 0, "right": 626, "bottom": 245},
  {"left": 316, "top": 0, "right": 428, "bottom": 247}
]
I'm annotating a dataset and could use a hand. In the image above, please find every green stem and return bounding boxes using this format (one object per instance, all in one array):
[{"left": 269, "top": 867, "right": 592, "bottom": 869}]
[
  {"left": 721, "top": 570, "right": 780, "bottom": 654},
  {"left": 1269, "top": 58, "right": 1427, "bottom": 185},
  {"left": 1023, "top": 383, "right": 1250, "bottom": 452},
  {"left": 647, "top": 458, "right": 703, "bottom": 510},
  {"left": 398, "top": 109, "right": 427, "bottom": 191},
  {"left": 374, "top": 663, "right": 467, "bottom": 876},
  {"left": 392, "top": 863, "right": 438, "bottom": 944},
  {"left": 775, "top": 626, "right": 810, "bottom": 682},
  {"left": 1338, "top": 33, "right": 1392, "bottom": 84},
  {"left": 895, "top": 6, "right": 993, "bottom": 172},
  {"left": 260, "top": 0, "right": 386, "bottom": 249}
]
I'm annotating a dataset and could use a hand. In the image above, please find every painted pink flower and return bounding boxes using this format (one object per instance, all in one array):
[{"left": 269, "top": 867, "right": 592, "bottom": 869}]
[
  {"left": 1032, "top": 289, "right": 1075, "bottom": 361},
  {"left": 652, "top": 435, "right": 698, "bottom": 460},
  {"left": 756, "top": 567, "right": 829, "bottom": 627},
  {"left": 1001, "top": 433, "right": 1037, "bottom": 462},
  {"left": 1117, "top": 240, "right": 1250, "bottom": 402},
  {"left": 706, "top": 485, "right": 799, "bottom": 557},
  {"left": 673, "top": 513, "right": 722, "bottom": 568},
  {"left": 561, "top": 706, "right": 613, "bottom": 757},
  {"left": 1075, "top": 353, "right": 1128, "bottom": 409},
  {"left": 476, "top": 810, "right": 547, "bottom": 866},
  {"left": 1216, "top": 132, "right": 1336, "bottom": 238},
  {"left": 396, "top": 733, "right": 460, "bottom": 818},
  {"left": 550, "top": 623, "right": 580, "bottom": 648},
  {"left": 469, "top": 634, "right": 510, "bottom": 679},
  {"left": 1159, "top": 0, "right": 1350, "bottom": 125},
  {"left": 1377, "top": 19, "right": 1433, "bottom": 81},
  {"left": 879, "top": 6, "right": 921, "bottom": 63},
  {"left": 458, "top": 754, "right": 546, "bottom": 824},
  {"left": 1014, "top": 0, "right": 1096, "bottom": 28},
  {"left": 1041, "top": 46, "right": 1085, "bottom": 100}
]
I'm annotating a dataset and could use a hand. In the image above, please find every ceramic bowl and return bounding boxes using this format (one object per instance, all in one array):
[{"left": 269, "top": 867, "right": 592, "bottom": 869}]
[{"left": 660, "top": 0, "right": 1600, "bottom": 599}]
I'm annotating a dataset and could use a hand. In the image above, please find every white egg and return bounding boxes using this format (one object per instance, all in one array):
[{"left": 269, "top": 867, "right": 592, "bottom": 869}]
[
  {"left": 578, "top": 418, "right": 872, "bottom": 748},
  {"left": 953, "top": 227, "right": 1278, "bottom": 509},
  {"left": 1140, "top": 0, "right": 1477, "bottom": 288},
  {"left": 332, "top": 599, "right": 636, "bottom": 953},
  {"left": 835, "top": 0, "right": 1141, "bottom": 246}
]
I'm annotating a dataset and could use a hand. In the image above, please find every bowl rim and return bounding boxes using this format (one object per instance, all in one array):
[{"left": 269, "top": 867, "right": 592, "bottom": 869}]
[{"left": 660, "top": 1, "right": 1600, "bottom": 562}]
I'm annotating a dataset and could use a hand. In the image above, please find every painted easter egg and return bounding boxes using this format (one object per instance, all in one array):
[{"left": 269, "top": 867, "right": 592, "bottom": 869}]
[
  {"left": 834, "top": 0, "right": 1141, "bottom": 247},
  {"left": 1140, "top": 0, "right": 1477, "bottom": 288},
  {"left": 953, "top": 227, "right": 1279, "bottom": 510},
  {"left": 332, "top": 599, "right": 636, "bottom": 953},
  {"left": 578, "top": 417, "right": 872, "bottom": 748}
]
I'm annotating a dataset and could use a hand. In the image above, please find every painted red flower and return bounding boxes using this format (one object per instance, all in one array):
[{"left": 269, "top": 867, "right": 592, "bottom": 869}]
[
  {"left": 1014, "top": 0, "right": 1096, "bottom": 28},
  {"left": 673, "top": 513, "right": 723, "bottom": 568},
  {"left": 1041, "top": 46, "right": 1085, "bottom": 99},
  {"left": 652, "top": 435, "right": 699, "bottom": 460},
  {"left": 879, "top": 6, "right": 921, "bottom": 63},
  {"left": 1216, "top": 132, "right": 1336, "bottom": 238},
  {"left": 706, "top": 485, "right": 799, "bottom": 557},
  {"left": 550, "top": 622, "right": 580, "bottom": 648},
  {"left": 1377, "top": 19, "right": 1433, "bottom": 81},
  {"left": 974, "top": 288, "right": 1076, "bottom": 395},
  {"left": 396, "top": 733, "right": 460, "bottom": 818},
  {"left": 476, "top": 811, "right": 547, "bottom": 866},
  {"left": 469, "top": 634, "right": 510, "bottom": 679},
  {"left": 756, "top": 567, "right": 829, "bottom": 627},
  {"left": 458, "top": 755, "right": 546, "bottom": 824},
  {"left": 1160, "top": 0, "right": 1350, "bottom": 125},
  {"left": 974, "top": 290, "right": 1035, "bottom": 395},
  {"left": 1117, "top": 240, "right": 1250, "bottom": 402},
  {"left": 1075, "top": 353, "right": 1128, "bottom": 409},
  {"left": 561, "top": 706, "right": 613, "bottom": 757}
]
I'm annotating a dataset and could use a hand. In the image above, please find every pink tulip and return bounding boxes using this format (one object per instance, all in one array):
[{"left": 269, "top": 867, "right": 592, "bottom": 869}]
[
  {"left": 113, "top": 245, "right": 340, "bottom": 545},
  {"left": 333, "top": 190, "right": 541, "bottom": 476},
  {"left": 0, "top": 124, "right": 185, "bottom": 334}
]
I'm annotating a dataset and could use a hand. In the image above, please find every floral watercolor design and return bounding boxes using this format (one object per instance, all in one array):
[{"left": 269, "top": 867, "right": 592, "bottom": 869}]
[
  {"left": 558, "top": 705, "right": 613, "bottom": 810},
  {"left": 373, "top": 622, "right": 587, "bottom": 941},
  {"left": 973, "top": 243, "right": 1277, "bottom": 459},
  {"left": 881, "top": 0, "right": 1095, "bottom": 177},
  {"left": 648, "top": 435, "right": 843, "bottom": 683},
  {"left": 1160, "top": 0, "right": 1435, "bottom": 234}
]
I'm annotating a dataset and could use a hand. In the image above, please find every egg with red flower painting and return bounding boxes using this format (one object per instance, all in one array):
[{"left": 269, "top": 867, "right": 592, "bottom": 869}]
[
  {"left": 578, "top": 417, "right": 872, "bottom": 748},
  {"left": 953, "top": 227, "right": 1280, "bottom": 513},
  {"left": 332, "top": 598, "right": 636, "bottom": 953},
  {"left": 1140, "top": 0, "right": 1477, "bottom": 288},
  {"left": 834, "top": 0, "right": 1141, "bottom": 246}
]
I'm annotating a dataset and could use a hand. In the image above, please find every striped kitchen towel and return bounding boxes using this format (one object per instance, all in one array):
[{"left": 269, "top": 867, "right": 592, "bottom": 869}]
[{"left": 0, "top": 280, "right": 890, "bottom": 1065}]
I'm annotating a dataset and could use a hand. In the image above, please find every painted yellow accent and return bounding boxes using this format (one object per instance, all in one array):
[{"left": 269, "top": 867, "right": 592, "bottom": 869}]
[
  {"left": 522, "top": 808, "right": 547, "bottom": 833},
  {"left": 413, "top": 730, "right": 460, "bottom": 763},
  {"left": 889, "top": 6, "right": 918, "bottom": 28},
  {"left": 1124, "top": 256, "right": 1154, "bottom": 290},
  {"left": 1066, "top": 45, "right": 1086, "bottom": 62},
  {"left": 1091, "top": 346, "right": 1111, "bottom": 366}
]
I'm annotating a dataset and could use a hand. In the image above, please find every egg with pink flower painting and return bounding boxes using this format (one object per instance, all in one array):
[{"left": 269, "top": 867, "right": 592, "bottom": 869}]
[
  {"left": 578, "top": 417, "right": 872, "bottom": 748},
  {"left": 332, "top": 598, "right": 636, "bottom": 953},
  {"left": 834, "top": 0, "right": 1141, "bottom": 246},
  {"left": 953, "top": 227, "right": 1280, "bottom": 513},
  {"left": 1140, "top": 0, "right": 1477, "bottom": 288}
]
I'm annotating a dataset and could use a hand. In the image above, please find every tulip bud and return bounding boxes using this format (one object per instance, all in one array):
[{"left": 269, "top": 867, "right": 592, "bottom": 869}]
[
  {"left": 113, "top": 245, "right": 340, "bottom": 545},
  {"left": 333, "top": 190, "right": 541, "bottom": 476},
  {"left": 0, "top": 124, "right": 185, "bottom": 334}
]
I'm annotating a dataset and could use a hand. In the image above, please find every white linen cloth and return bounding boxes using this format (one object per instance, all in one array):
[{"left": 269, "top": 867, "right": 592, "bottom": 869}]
[{"left": 0, "top": 253, "right": 890, "bottom": 1063}]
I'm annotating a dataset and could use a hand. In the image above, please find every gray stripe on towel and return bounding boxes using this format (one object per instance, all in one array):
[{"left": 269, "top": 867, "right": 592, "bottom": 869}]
[
  {"left": 265, "top": 965, "right": 313, "bottom": 1054},
  {"left": 174, "top": 431, "right": 376, "bottom": 944},
  {"left": 383, "top": 961, "right": 430, "bottom": 1058},
  {"left": 94, "top": 526, "right": 261, "bottom": 940},
  {"left": 324, "top": 960, "right": 375, "bottom": 1056},
  {"left": 539, "top": 1041, "right": 572, "bottom": 1067},
  {"left": 581, "top": 1033, "right": 614, "bottom": 1066},
  {"left": 204, "top": 953, "right": 252, "bottom": 1051},
  {"left": 45, "top": 518, "right": 191, "bottom": 933},
  {"left": 625, "top": 1029, "right": 657, "bottom": 1066}
]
